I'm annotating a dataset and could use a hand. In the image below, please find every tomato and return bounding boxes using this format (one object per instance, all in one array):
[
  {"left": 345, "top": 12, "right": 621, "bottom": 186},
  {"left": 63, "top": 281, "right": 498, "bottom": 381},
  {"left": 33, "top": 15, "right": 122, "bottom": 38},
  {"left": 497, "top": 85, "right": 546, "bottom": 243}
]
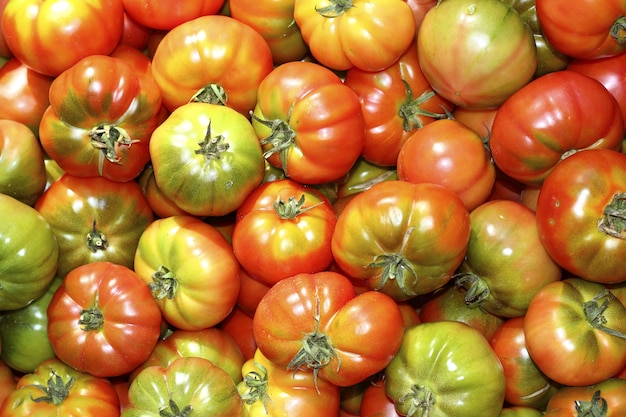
[
  {"left": 405, "top": 0, "right": 437, "bottom": 28},
  {"left": 397, "top": 118, "right": 496, "bottom": 210},
  {"left": 419, "top": 283, "right": 505, "bottom": 340},
  {"left": 343, "top": 40, "right": 454, "bottom": 167},
  {"left": 500, "top": 407, "right": 543, "bottom": 417},
  {"left": 237, "top": 348, "right": 340, "bottom": 417},
  {"left": 253, "top": 271, "right": 405, "bottom": 387},
  {"left": 0, "top": 276, "right": 61, "bottom": 373},
  {"left": 119, "top": 11, "right": 152, "bottom": 50},
  {"left": 490, "top": 317, "right": 560, "bottom": 409},
  {"left": 0, "top": 119, "right": 47, "bottom": 206},
  {"left": 536, "top": 0, "right": 626, "bottom": 60},
  {"left": 122, "top": 0, "right": 224, "bottom": 30},
  {"left": 149, "top": 102, "right": 265, "bottom": 217},
  {"left": 1, "top": 0, "right": 124, "bottom": 77},
  {"left": 251, "top": 61, "right": 365, "bottom": 184},
  {"left": 452, "top": 106, "right": 497, "bottom": 140},
  {"left": 331, "top": 180, "right": 470, "bottom": 301},
  {"left": 417, "top": 0, "right": 537, "bottom": 109},
  {"left": 0, "top": 360, "right": 15, "bottom": 409},
  {"left": 0, "top": 357, "right": 120, "bottom": 417},
  {"left": 385, "top": 321, "right": 506, "bottom": 417},
  {"left": 0, "top": 0, "right": 11, "bottom": 58},
  {"left": 524, "top": 278, "right": 626, "bottom": 386},
  {"left": 294, "top": 0, "right": 415, "bottom": 71},
  {"left": 150, "top": 15, "right": 274, "bottom": 115},
  {"left": 360, "top": 378, "right": 402, "bottom": 417},
  {"left": 124, "top": 356, "right": 243, "bottom": 417},
  {"left": 489, "top": 71, "right": 624, "bottom": 186},
  {"left": 0, "top": 193, "right": 58, "bottom": 311},
  {"left": 455, "top": 199, "right": 562, "bottom": 317},
  {"left": 336, "top": 157, "right": 398, "bottom": 199},
  {"left": 0, "top": 58, "right": 53, "bottom": 138},
  {"left": 129, "top": 327, "right": 245, "bottom": 384},
  {"left": 133, "top": 215, "right": 241, "bottom": 330},
  {"left": 34, "top": 174, "right": 154, "bottom": 278},
  {"left": 39, "top": 54, "right": 162, "bottom": 182},
  {"left": 535, "top": 149, "right": 626, "bottom": 284},
  {"left": 232, "top": 179, "right": 337, "bottom": 285},
  {"left": 47, "top": 262, "right": 162, "bottom": 377},
  {"left": 229, "top": 0, "right": 309, "bottom": 64},
  {"left": 219, "top": 307, "right": 258, "bottom": 361},
  {"left": 234, "top": 268, "right": 272, "bottom": 317},
  {"left": 544, "top": 379, "right": 626, "bottom": 417},
  {"left": 135, "top": 164, "right": 190, "bottom": 219}
]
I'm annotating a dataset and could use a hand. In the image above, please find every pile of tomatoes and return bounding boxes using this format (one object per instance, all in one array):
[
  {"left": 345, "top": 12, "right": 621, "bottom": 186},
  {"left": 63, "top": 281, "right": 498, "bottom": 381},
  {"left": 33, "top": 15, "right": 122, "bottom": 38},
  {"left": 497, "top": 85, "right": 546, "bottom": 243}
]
[{"left": 1, "top": 0, "right": 626, "bottom": 416}]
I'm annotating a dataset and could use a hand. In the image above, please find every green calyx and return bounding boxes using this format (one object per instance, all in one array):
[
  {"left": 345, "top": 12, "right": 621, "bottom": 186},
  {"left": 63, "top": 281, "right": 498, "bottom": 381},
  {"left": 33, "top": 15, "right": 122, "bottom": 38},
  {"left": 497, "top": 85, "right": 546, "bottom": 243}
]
[
  {"left": 273, "top": 194, "right": 324, "bottom": 220},
  {"left": 454, "top": 272, "right": 490, "bottom": 308},
  {"left": 397, "top": 79, "right": 449, "bottom": 132},
  {"left": 610, "top": 16, "right": 626, "bottom": 45},
  {"left": 86, "top": 218, "right": 109, "bottom": 253},
  {"left": 78, "top": 292, "right": 104, "bottom": 331},
  {"left": 149, "top": 266, "right": 179, "bottom": 300},
  {"left": 159, "top": 399, "right": 193, "bottom": 417},
  {"left": 250, "top": 110, "right": 295, "bottom": 173},
  {"left": 195, "top": 121, "right": 230, "bottom": 166},
  {"left": 575, "top": 390, "right": 608, "bottom": 417},
  {"left": 583, "top": 289, "right": 626, "bottom": 339},
  {"left": 597, "top": 192, "right": 626, "bottom": 239},
  {"left": 190, "top": 83, "right": 228, "bottom": 106},
  {"left": 315, "top": 0, "right": 354, "bottom": 18},
  {"left": 30, "top": 371, "right": 74, "bottom": 406},
  {"left": 398, "top": 385, "right": 436, "bottom": 417},
  {"left": 240, "top": 364, "right": 271, "bottom": 413},
  {"left": 89, "top": 124, "right": 138, "bottom": 175}
]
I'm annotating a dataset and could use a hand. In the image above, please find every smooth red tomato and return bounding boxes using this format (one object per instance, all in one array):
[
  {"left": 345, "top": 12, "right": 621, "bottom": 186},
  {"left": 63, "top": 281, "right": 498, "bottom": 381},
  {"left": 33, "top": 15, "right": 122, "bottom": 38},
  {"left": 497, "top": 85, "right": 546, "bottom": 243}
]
[
  {"left": 118, "top": 11, "right": 152, "bottom": 50},
  {"left": 0, "top": 0, "right": 11, "bottom": 58},
  {"left": 122, "top": 0, "right": 225, "bottom": 30},
  {"left": 0, "top": 361, "right": 15, "bottom": 408},
  {"left": 360, "top": 378, "right": 402, "bottom": 417},
  {"left": 219, "top": 307, "right": 258, "bottom": 361},
  {"left": 544, "top": 379, "right": 626, "bottom": 417},
  {"left": 452, "top": 106, "right": 498, "bottom": 140},
  {"left": 234, "top": 268, "right": 272, "bottom": 317},
  {"left": 404, "top": 0, "right": 437, "bottom": 28}
]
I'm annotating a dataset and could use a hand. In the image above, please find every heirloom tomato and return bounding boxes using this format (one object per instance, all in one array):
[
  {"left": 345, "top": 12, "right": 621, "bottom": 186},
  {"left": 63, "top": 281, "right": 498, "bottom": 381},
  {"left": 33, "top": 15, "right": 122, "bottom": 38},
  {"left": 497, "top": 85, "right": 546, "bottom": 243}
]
[
  {"left": 405, "top": 0, "right": 437, "bottom": 28},
  {"left": 452, "top": 106, "right": 497, "bottom": 140},
  {"left": 39, "top": 54, "right": 162, "bottom": 182},
  {"left": 151, "top": 15, "right": 273, "bottom": 115},
  {"left": 251, "top": 61, "right": 365, "bottom": 184},
  {"left": 123, "top": 357, "right": 243, "bottom": 417},
  {"left": 455, "top": 199, "right": 562, "bottom": 317},
  {"left": 331, "top": 180, "right": 470, "bottom": 301},
  {"left": 135, "top": 164, "right": 190, "bottom": 218},
  {"left": 232, "top": 179, "right": 337, "bottom": 285},
  {"left": 343, "top": 40, "right": 454, "bottom": 167},
  {"left": 385, "top": 321, "right": 506, "bottom": 417},
  {"left": 544, "top": 378, "right": 626, "bottom": 417},
  {"left": 0, "top": 119, "right": 47, "bottom": 206},
  {"left": 129, "top": 327, "right": 244, "bottom": 384},
  {"left": 150, "top": 102, "right": 265, "bottom": 217},
  {"left": 234, "top": 268, "right": 272, "bottom": 316},
  {"left": 119, "top": 11, "right": 152, "bottom": 50},
  {"left": 0, "top": 361, "right": 14, "bottom": 408},
  {"left": 1, "top": 0, "right": 124, "bottom": 77},
  {"left": 122, "top": 0, "right": 224, "bottom": 30},
  {"left": 34, "top": 174, "right": 154, "bottom": 278},
  {"left": 47, "top": 262, "right": 162, "bottom": 378},
  {"left": 0, "top": 193, "right": 58, "bottom": 311},
  {"left": 253, "top": 271, "right": 405, "bottom": 387},
  {"left": 500, "top": 407, "right": 543, "bottom": 417},
  {"left": 524, "top": 278, "right": 626, "bottom": 386},
  {"left": 535, "top": 149, "right": 626, "bottom": 283},
  {"left": 134, "top": 215, "right": 241, "bottom": 330},
  {"left": 417, "top": 0, "right": 537, "bottom": 109},
  {"left": 0, "top": 357, "right": 119, "bottom": 417},
  {"left": 293, "top": 0, "right": 415, "bottom": 71},
  {"left": 0, "top": 0, "right": 11, "bottom": 58},
  {"left": 359, "top": 378, "right": 402, "bottom": 417},
  {"left": 489, "top": 71, "right": 624, "bottom": 186},
  {"left": 237, "top": 348, "right": 340, "bottom": 417},
  {"left": 219, "top": 307, "right": 258, "bottom": 361},
  {"left": 336, "top": 157, "right": 398, "bottom": 200},
  {"left": 536, "top": 0, "right": 626, "bottom": 60},
  {"left": 490, "top": 317, "right": 559, "bottom": 409},
  {"left": 397, "top": 118, "right": 496, "bottom": 210}
]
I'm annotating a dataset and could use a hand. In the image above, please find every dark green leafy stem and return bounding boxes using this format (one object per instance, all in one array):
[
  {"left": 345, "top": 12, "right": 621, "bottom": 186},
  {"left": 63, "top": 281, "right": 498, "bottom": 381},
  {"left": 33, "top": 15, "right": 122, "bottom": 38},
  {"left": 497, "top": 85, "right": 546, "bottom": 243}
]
[
  {"left": 159, "top": 399, "right": 193, "bottom": 417},
  {"left": 398, "top": 385, "right": 435, "bottom": 417},
  {"left": 195, "top": 121, "right": 230, "bottom": 167},
  {"left": 610, "top": 16, "right": 626, "bottom": 45},
  {"left": 89, "top": 124, "right": 138, "bottom": 175},
  {"left": 583, "top": 289, "right": 626, "bottom": 339},
  {"left": 574, "top": 390, "right": 608, "bottom": 417},
  {"left": 315, "top": 0, "right": 354, "bottom": 18},
  {"left": 190, "top": 83, "right": 228, "bottom": 106},
  {"left": 78, "top": 292, "right": 104, "bottom": 331},
  {"left": 250, "top": 108, "right": 296, "bottom": 174},
  {"left": 273, "top": 194, "right": 324, "bottom": 220},
  {"left": 597, "top": 192, "right": 626, "bottom": 239},
  {"left": 149, "top": 266, "right": 179, "bottom": 300},
  {"left": 454, "top": 272, "right": 490, "bottom": 308},
  {"left": 29, "top": 371, "right": 73, "bottom": 405}
]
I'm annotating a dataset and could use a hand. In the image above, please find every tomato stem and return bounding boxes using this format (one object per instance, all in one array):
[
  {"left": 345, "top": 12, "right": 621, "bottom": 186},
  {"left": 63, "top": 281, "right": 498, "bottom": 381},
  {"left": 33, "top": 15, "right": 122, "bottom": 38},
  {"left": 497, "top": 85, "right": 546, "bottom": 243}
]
[
  {"left": 597, "top": 192, "right": 626, "bottom": 239},
  {"left": 195, "top": 121, "right": 230, "bottom": 166},
  {"left": 398, "top": 384, "right": 435, "bottom": 417},
  {"left": 250, "top": 110, "right": 296, "bottom": 172},
  {"left": 190, "top": 83, "right": 228, "bottom": 106},
  {"left": 454, "top": 272, "right": 490, "bottom": 308},
  {"left": 86, "top": 218, "right": 109, "bottom": 253},
  {"left": 273, "top": 194, "right": 324, "bottom": 219},
  {"left": 89, "top": 124, "right": 138, "bottom": 175},
  {"left": 583, "top": 289, "right": 626, "bottom": 339},
  {"left": 367, "top": 227, "right": 419, "bottom": 296},
  {"left": 240, "top": 364, "right": 272, "bottom": 413},
  {"left": 398, "top": 79, "right": 449, "bottom": 131},
  {"left": 610, "top": 16, "right": 626, "bottom": 45},
  {"left": 159, "top": 399, "right": 193, "bottom": 417},
  {"left": 30, "top": 371, "right": 73, "bottom": 405},
  {"left": 575, "top": 390, "right": 608, "bottom": 417},
  {"left": 79, "top": 292, "right": 104, "bottom": 331},
  {"left": 315, "top": 0, "right": 354, "bottom": 17},
  {"left": 149, "top": 266, "right": 179, "bottom": 300}
]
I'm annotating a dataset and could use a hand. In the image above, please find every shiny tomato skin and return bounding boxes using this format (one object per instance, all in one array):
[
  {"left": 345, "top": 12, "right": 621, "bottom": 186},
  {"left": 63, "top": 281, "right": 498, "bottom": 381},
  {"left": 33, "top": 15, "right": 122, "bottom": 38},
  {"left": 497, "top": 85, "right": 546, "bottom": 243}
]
[
  {"left": 489, "top": 70, "right": 624, "bottom": 186},
  {"left": 535, "top": 149, "right": 626, "bottom": 284},
  {"left": 122, "top": 0, "right": 225, "bottom": 30},
  {"left": 1, "top": 0, "right": 124, "bottom": 77},
  {"left": 544, "top": 378, "right": 626, "bottom": 416},
  {"left": 219, "top": 307, "right": 258, "bottom": 361},
  {"left": 359, "top": 378, "right": 402, "bottom": 417}
]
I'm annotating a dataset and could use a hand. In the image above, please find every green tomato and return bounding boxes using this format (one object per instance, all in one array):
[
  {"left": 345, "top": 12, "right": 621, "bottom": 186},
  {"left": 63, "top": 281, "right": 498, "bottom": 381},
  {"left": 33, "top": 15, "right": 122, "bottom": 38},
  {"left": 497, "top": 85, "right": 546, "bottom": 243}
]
[
  {"left": 0, "top": 276, "right": 62, "bottom": 373},
  {"left": 385, "top": 321, "right": 506, "bottom": 417},
  {"left": 0, "top": 193, "right": 58, "bottom": 311}
]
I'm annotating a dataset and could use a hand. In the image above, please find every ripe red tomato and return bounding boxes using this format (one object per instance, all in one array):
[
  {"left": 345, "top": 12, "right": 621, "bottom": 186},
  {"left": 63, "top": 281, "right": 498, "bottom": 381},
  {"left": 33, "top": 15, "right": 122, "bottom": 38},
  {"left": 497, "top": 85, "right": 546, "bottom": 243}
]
[
  {"left": 544, "top": 378, "right": 626, "bottom": 417},
  {"left": 122, "top": 0, "right": 225, "bottom": 30}
]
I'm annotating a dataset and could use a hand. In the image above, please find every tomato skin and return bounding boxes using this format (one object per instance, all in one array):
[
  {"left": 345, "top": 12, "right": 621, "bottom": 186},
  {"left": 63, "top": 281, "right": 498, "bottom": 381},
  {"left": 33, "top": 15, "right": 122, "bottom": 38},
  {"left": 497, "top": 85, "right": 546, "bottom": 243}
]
[
  {"left": 47, "top": 262, "right": 162, "bottom": 378},
  {"left": 253, "top": 271, "right": 405, "bottom": 387},
  {"left": 0, "top": 193, "right": 58, "bottom": 311},
  {"left": 385, "top": 321, "right": 506, "bottom": 417},
  {"left": 0, "top": 357, "right": 120, "bottom": 417},
  {"left": 331, "top": 180, "right": 470, "bottom": 301},
  {"left": 122, "top": 0, "right": 225, "bottom": 30},
  {"left": 500, "top": 407, "right": 543, "bottom": 417},
  {"left": 489, "top": 70, "right": 624, "bottom": 186},
  {"left": 536, "top": 0, "right": 626, "bottom": 60},
  {"left": 524, "top": 278, "right": 626, "bottom": 387},
  {"left": 119, "top": 12, "right": 152, "bottom": 50},
  {"left": 232, "top": 179, "right": 337, "bottom": 285},
  {"left": 417, "top": 0, "right": 537, "bottom": 109},
  {"left": 219, "top": 307, "right": 258, "bottom": 361},
  {"left": 0, "top": 360, "right": 15, "bottom": 409},
  {"left": 359, "top": 379, "right": 402, "bottom": 417},
  {"left": 151, "top": 15, "right": 274, "bottom": 115},
  {"left": 294, "top": 0, "right": 416, "bottom": 72},
  {"left": 1, "top": 0, "right": 124, "bottom": 77},
  {"left": 544, "top": 378, "right": 626, "bottom": 416},
  {"left": 535, "top": 149, "right": 626, "bottom": 284}
]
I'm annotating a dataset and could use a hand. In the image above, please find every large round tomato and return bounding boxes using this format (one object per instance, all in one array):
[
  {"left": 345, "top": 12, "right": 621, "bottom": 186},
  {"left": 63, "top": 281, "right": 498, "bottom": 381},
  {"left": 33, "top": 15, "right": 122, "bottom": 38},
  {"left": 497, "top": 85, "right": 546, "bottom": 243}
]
[
  {"left": 524, "top": 278, "right": 626, "bottom": 387},
  {"left": 417, "top": 0, "right": 537, "bottom": 109},
  {"left": 122, "top": 0, "right": 224, "bottom": 30},
  {"left": 0, "top": 193, "right": 58, "bottom": 311},
  {"left": 331, "top": 180, "right": 470, "bottom": 301},
  {"left": 149, "top": 102, "right": 265, "bottom": 217},
  {"left": 133, "top": 215, "right": 241, "bottom": 330},
  {"left": 489, "top": 70, "right": 624, "bottom": 186},
  {"left": 47, "top": 262, "right": 162, "bottom": 378},
  {"left": 1, "top": 0, "right": 124, "bottom": 77},
  {"left": 535, "top": 149, "right": 626, "bottom": 284},
  {"left": 385, "top": 321, "right": 506, "bottom": 417},
  {"left": 544, "top": 378, "right": 626, "bottom": 417}
]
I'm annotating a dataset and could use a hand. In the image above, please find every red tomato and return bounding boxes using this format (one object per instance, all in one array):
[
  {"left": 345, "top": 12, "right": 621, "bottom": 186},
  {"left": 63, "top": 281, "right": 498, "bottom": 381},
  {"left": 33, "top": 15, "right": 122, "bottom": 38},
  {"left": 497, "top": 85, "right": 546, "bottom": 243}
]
[
  {"left": 122, "top": 0, "right": 225, "bottom": 30},
  {"left": 235, "top": 268, "right": 272, "bottom": 317},
  {"left": 252, "top": 271, "right": 405, "bottom": 387},
  {"left": 404, "top": 0, "right": 437, "bottom": 28},
  {"left": 544, "top": 379, "right": 626, "bottom": 417},
  {"left": 452, "top": 106, "right": 498, "bottom": 140},
  {"left": 219, "top": 307, "right": 258, "bottom": 361},
  {"left": 118, "top": 11, "right": 152, "bottom": 50},
  {"left": 0, "top": 361, "right": 16, "bottom": 408},
  {"left": 1, "top": 0, "right": 124, "bottom": 77},
  {"left": 47, "top": 262, "right": 162, "bottom": 378},
  {"left": 0, "top": 0, "right": 12, "bottom": 58},
  {"left": 360, "top": 378, "right": 402, "bottom": 417},
  {"left": 489, "top": 70, "right": 624, "bottom": 186}
]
